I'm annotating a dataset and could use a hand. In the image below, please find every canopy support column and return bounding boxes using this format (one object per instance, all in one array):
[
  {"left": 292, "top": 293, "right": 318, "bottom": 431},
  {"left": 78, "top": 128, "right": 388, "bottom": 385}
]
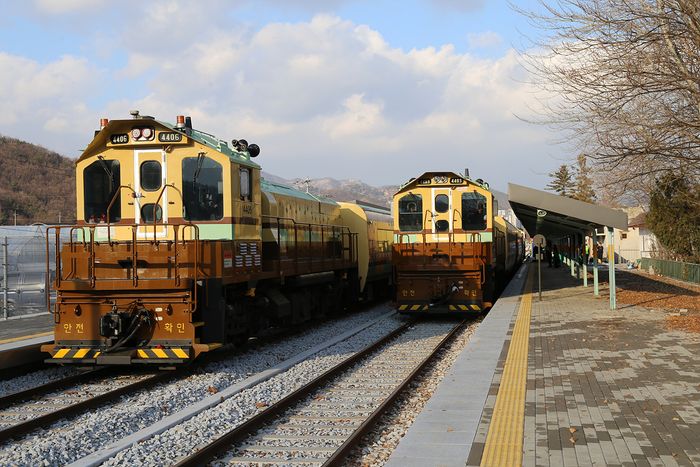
[{"left": 606, "top": 226, "right": 616, "bottom": 310}]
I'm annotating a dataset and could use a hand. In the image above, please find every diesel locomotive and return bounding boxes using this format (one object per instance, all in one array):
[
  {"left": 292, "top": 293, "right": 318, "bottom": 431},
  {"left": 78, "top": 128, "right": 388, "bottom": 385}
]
[
  {"left": 392, "top": 171, "right": 523, "bottom": 313},
  {"left": 43, "top": 112, "right": 392, "bottom": 365}
]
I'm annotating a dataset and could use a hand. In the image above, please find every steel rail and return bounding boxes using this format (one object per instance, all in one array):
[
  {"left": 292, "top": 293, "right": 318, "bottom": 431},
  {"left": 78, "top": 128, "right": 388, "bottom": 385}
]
[
  {"left": 0, "top": 369, "right": 177, "bottom": 443},
  {"left": 0, "top": 368, "right": 106, "bottom": 410},
  {"left": 323, "top": 319, "right": 467, "bottom": 466},
  {"left": 173, "top": 319, "right": 466, "bottom": 467},
  {"left": 0, "top": 307, "right": 385, "bottom": 444}
]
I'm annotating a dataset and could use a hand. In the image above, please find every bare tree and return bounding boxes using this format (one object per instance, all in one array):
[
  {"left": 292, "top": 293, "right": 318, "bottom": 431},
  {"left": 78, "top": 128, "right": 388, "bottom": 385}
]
[{"left": 520, "top": 0, "right": 700, "bottom": 193}]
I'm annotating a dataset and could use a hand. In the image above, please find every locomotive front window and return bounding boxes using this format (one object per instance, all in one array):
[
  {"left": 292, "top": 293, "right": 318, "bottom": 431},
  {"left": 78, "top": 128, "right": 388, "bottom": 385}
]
[
  {"left": 398, "top": 194, "right": 423, "bottom": 231},
  {"left": 140, "top": 160, "right": 162, "bottom": 192},
  {"left": 435, "top": 194, "right": 449, "bottom": 213},
  {"left": 462, "top": 192, "right": 487, "bottom": 230},
  {"left": 182, "top": 156, "right": 223, "bottom": 221},
  {"left": 83, "top": 159, "right": 121, "bottom": 223}
]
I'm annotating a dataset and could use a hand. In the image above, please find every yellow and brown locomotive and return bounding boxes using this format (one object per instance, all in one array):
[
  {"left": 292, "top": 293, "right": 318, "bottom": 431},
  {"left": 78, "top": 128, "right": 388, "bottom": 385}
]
[
  {"left": 42, "top": 112, "right": 392, "bottom": 365},
  {"left": 392, "top": 171, "right": 523, "bottom": 313}
]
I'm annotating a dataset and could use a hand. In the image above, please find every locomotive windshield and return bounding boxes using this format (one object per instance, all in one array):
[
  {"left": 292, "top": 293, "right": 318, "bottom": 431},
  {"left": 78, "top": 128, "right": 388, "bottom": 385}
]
[
  {"left": 182, "top": 156, "right": 224, "bottom": 221},
  {"left": 140, "top": 160, "right": 162, "bottom": 192},
  {"left": 435, "top": 194, "right": 449, "bottom": 213},
  {"left": 462, "top": 192, "right": 487, "bottom": 230},
  {"left": 398, "top": 194, "right": 423, "bottom": 231},
  {"left": 83, "top": 159, "right": 121, "bottom": 223}
]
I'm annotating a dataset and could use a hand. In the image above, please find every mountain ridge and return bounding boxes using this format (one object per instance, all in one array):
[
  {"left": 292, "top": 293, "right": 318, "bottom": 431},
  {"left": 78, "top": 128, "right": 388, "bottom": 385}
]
[{"left": 0, "top": 135, "right": 76, "bottom": 224}]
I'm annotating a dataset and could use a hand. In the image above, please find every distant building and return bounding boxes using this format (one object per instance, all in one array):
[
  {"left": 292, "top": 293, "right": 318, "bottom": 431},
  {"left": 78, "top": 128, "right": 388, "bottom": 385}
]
[{"left": 596, "top": 207, "right": 657, "bottom": 264}]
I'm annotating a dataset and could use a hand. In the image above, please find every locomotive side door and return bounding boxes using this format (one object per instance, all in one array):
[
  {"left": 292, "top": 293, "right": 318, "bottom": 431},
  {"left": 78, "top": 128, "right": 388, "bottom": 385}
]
[
  {"left": 134, "top": 149, "right": 167, "bottom": 238},
  {"left": 431, "top": 187, "right": 452, "bottom": 242}
]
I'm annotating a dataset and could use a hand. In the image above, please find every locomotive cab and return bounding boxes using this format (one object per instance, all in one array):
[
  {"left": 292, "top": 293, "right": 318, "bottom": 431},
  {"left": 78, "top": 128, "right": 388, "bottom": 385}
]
[
  {"left": 392, "top": 171, "right": 521, "bottom": 314},
  {"left": 42, "top": 113, "right": 264, "bottom": 365}
]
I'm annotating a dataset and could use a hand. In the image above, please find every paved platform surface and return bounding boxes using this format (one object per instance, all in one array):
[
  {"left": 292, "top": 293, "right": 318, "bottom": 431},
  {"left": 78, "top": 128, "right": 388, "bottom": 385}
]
[
  {"left": 386, "top": 264, "right": 529, "bottom": 467},
  {"left": 0, "top": 313, "right": 53, "bottom": 342},
  {"left": 389, "top": 262, "right": 700, "bottom": 466}
]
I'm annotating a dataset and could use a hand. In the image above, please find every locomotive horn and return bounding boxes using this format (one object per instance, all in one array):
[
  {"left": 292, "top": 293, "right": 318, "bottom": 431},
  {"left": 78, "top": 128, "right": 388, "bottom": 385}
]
[
  {"left": 247, "top": 143, "right": 260, "bottom": 157},
  {"left": 237, "top": 139, "right": 248, "bottom": 151}
]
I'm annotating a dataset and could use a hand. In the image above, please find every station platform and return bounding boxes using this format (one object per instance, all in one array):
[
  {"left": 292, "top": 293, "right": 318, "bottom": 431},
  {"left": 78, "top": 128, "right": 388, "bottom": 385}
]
[
  {"left": 0, "top": 313, "right": 53, "bottom": 342},
  {"left": 0, "top": 313, "right": 53, "bottom": 371},
  {"left": 387, "top": 262, "right": 700, "bottom": 466}
]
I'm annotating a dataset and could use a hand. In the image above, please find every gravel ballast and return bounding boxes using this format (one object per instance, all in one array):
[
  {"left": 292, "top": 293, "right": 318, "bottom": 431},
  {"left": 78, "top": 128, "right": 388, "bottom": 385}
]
[
  {"left": 344, "top": 318, "right": 480, "bottom": 466},
  {"left": 0, "top": 304, "right": 400, "bottom": 466},
  {"left": 102, "top": 313, "right": 407, "bottom": 466}
]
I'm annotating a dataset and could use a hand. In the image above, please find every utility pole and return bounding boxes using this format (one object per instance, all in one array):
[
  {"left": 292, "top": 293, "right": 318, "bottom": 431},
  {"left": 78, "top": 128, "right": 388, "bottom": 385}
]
[
  {"left": 58, "top": 212, "right": 61, "bottom": 224},
  {"left": 14, "top": 210, "right": 17, "bottom": 226}
]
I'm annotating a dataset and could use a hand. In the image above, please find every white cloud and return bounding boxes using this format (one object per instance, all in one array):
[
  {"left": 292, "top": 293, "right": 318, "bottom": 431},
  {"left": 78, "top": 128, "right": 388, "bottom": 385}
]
[
  {"left": 323, "top": 93, "right": 386, "bottom": 139},
  {"left": 0, "top": 53, "right": 101, "bottom": 136},
  {"left": 2, "top": 10, "right": 560, "bottom": 189}
]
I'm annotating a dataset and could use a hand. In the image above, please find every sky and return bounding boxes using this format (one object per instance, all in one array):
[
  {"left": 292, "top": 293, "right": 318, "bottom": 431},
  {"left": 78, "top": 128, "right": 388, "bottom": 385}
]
[{"left": 0, "top": 0, "right": 568, "bottom": 191}]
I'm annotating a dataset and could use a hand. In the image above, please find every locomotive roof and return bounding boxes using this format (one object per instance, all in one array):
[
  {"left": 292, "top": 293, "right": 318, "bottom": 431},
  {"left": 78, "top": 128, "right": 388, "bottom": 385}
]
[
  {"left": 396, "top": 171, "right": 492, "bottom": 193},
  {"left": 261, "top": 178, "right": 338, "bottom": 205},
  {"left": 78, "top": 118, "right": 261, "bottom": 169}
]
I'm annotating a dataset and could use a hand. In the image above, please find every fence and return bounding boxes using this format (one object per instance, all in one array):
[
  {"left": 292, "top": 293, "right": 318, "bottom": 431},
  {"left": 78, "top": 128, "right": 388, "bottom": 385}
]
[
  {"left": 639, "top": 257, "right": 700, "bottom": 284},
  {"left": 0, "top": 225, "right": 66, "bottom": 319}
]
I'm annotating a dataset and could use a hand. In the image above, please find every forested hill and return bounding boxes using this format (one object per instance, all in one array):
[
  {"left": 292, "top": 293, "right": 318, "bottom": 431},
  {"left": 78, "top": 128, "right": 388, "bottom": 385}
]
[{"left": 0, "top": 136, "right": 75, "bottom": 225}]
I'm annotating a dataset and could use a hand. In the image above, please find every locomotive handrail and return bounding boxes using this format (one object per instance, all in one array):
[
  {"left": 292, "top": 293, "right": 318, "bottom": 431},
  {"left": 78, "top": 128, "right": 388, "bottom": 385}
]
[
  {"left": 46, "top": 222, "right": 201, "bottom": 307},
  {"left": 260, "top": 215, "right": 353, "bottom": 233},
  {"left": 181, "top": 223, "right": 200, "bottom": 315},
  {"left": 45, "top": 226, "right": 58, "bottom": 320},
  {"left": 261, "top": 215, "right": 357, "bottom": 270},
  {"left": 151, "top": 183, "right": 184, "bottom": 240},
  {"left": 105, "top": 185, "right": 137, "bottom": 245}
]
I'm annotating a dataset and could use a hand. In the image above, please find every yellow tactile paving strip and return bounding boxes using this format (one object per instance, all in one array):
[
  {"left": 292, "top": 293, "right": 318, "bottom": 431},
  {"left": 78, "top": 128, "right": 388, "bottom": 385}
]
[{"left": 480, "top": 269, "right": 533, "bottom": 466}]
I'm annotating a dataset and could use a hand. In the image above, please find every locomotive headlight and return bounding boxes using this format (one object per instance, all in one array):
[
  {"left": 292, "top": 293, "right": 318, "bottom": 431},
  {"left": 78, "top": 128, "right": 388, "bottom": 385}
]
[
  {"left": 141, "top": 127, "right": 153, "bottom": 138},
  {"left": 131, "top": 128, "right": 142, "bottom": 139}
]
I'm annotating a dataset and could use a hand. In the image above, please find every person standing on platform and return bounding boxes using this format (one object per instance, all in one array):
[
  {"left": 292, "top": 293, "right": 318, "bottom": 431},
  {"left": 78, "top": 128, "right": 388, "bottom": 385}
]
[
  {"left": 585, "top": 242, "right": 591, "bottom": 264},
  {"left": 553, "top": 244, "right": 561, "bottom": 267},
  {"left": 597, "top": 241, "right": 604, "bottom": 264}
]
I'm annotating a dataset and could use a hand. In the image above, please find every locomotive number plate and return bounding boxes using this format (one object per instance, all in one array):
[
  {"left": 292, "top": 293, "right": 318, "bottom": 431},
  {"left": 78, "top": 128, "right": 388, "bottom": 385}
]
[
  {"left": 110, "top": 133, "right": 129, "bottom": 144},
  {"left": 158, "top": 131, "right": 183, "bottom": 143}
]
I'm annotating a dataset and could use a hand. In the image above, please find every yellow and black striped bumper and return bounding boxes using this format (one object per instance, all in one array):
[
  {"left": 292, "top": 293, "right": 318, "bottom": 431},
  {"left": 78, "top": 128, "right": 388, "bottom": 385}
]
[
  {"left": 449, "top": 304, "right": 482, "bottom": 311},
  {"left": 47, "top": 347, "right": 190, "bottom": 363},
  {"left": 51, "top": 348, "right": 103, "bottom": 359},
  {"left": 136, "top": 348, "right": 189, "bottom": 359},
  {"left": 397, "top": 303, "right": 482, "bottom": 312}
]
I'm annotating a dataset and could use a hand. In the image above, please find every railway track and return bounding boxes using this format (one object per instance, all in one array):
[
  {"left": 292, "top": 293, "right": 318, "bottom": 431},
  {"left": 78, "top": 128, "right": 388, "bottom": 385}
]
[
  {"left": 174, "top": 319, "right": 467, "bottom": 466},
  {"left": 0, "top": 306, "right": 395, "bottom": 457},
  {"left": 0, "top": 368, "right": 174, "bottom": 443}
]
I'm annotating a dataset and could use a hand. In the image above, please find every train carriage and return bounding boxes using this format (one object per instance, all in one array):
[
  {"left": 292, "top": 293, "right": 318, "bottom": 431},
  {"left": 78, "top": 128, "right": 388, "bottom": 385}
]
[
  {"left": 42, "top": 112, "right": 392, "bottom": 366},
  {"left": 392, "top": 171, "right": 523, "bottom": 314}
]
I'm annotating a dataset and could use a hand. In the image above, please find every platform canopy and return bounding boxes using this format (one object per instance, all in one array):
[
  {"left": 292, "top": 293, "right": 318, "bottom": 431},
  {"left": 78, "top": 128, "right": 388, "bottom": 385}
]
[{"left": 507, "top": 183, "right": 627, "bottom": 238}]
